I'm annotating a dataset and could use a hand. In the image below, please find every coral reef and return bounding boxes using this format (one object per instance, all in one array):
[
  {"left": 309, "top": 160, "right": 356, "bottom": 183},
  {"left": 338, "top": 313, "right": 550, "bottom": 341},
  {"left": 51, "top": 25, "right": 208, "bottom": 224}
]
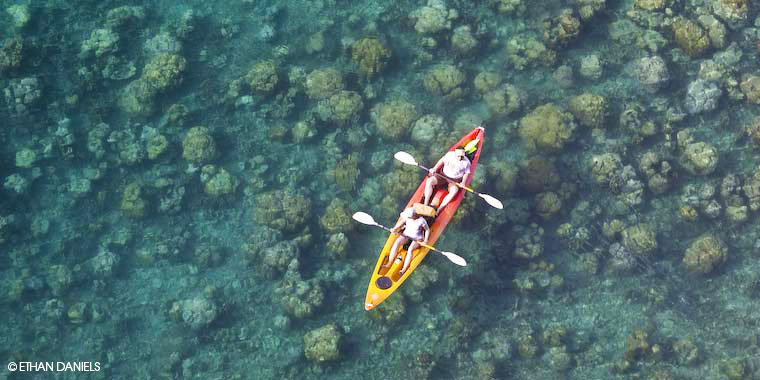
[
  {"left": 0, "top": 37, "right": 23, "bottom": 72},
  {"left": 169, "top": 298, "right": 218, "bottom": 330},
  {"left": 410, "top": 0, "right": 456, "bottom": 35},
  {"left": 506, "top": 35, "right": 556, "bottom": 70},
  {"left": 633, "top": 56, "right": 669, "bottom": 93},
  {"left": 351, "top": 38, "right": 391, "bottom": 78},
  {"left": 543, "top": 9, "right": 582, "bottom": 48},
  {"left": 305, "top": 68, "right": 343, "bottom": 100},
  {"left": 182, "top": 126, "right": 217, "bottom": 164},
  {"left": 303, "top": 324, "right": 342, "bottom": 363},
  {"left": 254, "top": 189, "right": 312, "bottom": 232},
  {"left": 246, "top": 60, "right": 279, "bottom": 93},
  {"left": 451, "top": 25, "right": 478, "bottom": 54},
  {"left": 319, "top": 199, "right": 352, "bottom": 234},
  {"left": 330, "top": 153, "right": 360, "bottom": 192},
  {"left": 423, "top": 64, "right": 466, "bottom": 101},
  {"left": 683, "top": 234, "right": 727, "bottom": 274},
  {"left": 483, "top": 84, "right": 525, "bottom": 118},
  {"left": 621, "top": 223, "right": 657, "bottom": 257},
  {"left": 142, "top": 53, "right": 187, "bottom": 92},
  {"left": 121, "top": 183, "right": 147, "bottom": 219},
  {"left": 317, "top": 90, "right": 364, "bottom": 125},
  {"left": 411, "top": 114, "right": 447, "bottom": 145},
  {"left": 519, "top": 156, "right": 560, "bottom": 193},
  {"left": 473, "top": 71, "right": 502, "bottom": 94},
  {"left": 677, "top": 131, "right": 719, "bottom": 176},
  {"left": 684, "top": 79, "right": 722, "bottom": 114},
  {"left": 672, "top": 18, "right": 710, "bottom": 57},
  {"left": 519, "top": 103, "right": 577, "bottom": 152},
  {"left": 201, "top": 166, "right": 238, "bottom": 197},
  {"left": 568, "top": 93, "right": 607, "bottom": 129},
  {"left": 371, "top": 100, "right": 418, "bottom": 141}
]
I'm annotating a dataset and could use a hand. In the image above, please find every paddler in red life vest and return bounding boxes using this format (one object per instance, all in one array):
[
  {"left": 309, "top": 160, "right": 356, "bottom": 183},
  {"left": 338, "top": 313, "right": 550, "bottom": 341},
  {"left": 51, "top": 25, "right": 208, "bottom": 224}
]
[
  {"left": 383, "top": 206, "right": 430, "bottom": 275},
  {"left": 423, "top": 147, "right": 471, "bottom": 213}
]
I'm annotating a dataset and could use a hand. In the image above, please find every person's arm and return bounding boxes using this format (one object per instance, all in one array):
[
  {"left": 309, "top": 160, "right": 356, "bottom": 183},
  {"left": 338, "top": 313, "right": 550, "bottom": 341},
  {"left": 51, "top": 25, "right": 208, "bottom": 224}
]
[
  {"left": 459, "top": 169, "right": 470, "bottom": 186},
  {"left": 392, "top": 209, "right": 410, "bottom": 233},
  {"left": 392, "top": 218, "right": 405, "bottom": 233},
  {"left": 429, "top": 154, "right": 447, "bottom": 175},
  {"left": 423, "top": 224, "right": 431, "bottom": 244}
]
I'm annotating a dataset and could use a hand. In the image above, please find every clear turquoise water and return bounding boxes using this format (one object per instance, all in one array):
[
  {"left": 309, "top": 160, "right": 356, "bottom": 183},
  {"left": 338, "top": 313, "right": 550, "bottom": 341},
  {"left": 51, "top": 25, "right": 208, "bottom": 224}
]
[{"left": 2, "top": 0, "right": 760, "bottom": 379}]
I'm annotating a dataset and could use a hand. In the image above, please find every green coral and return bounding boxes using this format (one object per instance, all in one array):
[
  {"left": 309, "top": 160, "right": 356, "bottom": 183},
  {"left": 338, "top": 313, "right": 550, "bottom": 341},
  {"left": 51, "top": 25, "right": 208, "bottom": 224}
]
[
  {"left": 518, "top": 156, "right": 560, "bottom": 193},
  {"left": 182, "top": 126, "right": 217, "bottom": 163},
  {"left": 683, "top": 234, "right": 727, "bottom": 274},
  {"left": 535, "top": 191, "right": 562, "bottom": 219},
  {"left": 369, "top": 292, "right": 406, "bottom": 323},
  {"left": 672, "top": 18, "right": 710, "bottom": 57},
  {"left": 319, "top": 199, "right": 353, "bottom": 234},
  {"left": 259, "top": 241, "right": 299, "bottom": 274},
  {"left": 254, "top": 189, "right": 312, "bottom": 232},
  {"left": 277, "top": 277, "right": 324, "bottom": 318},
  {"left": 202, "top": 166, "right": 238, "bottom": 197},
  {"left": 318, "top": 90, "right": 364, "bottom": 125},
  {"left": 543, "top": 9, "right": 582, "bottom": 48},
  {"left": 146, "top": 134, "right": 168, "bottom": 160},
  {"left": 488, "top": 160, "right": 518, "bottom": 194},
  {"left": 0, "top": 37, "right": 23, "bottom": 72},
  {"left": 119, "top": 79, "right": 157, "bottom": 116},
  {"left": 568, "top": 93, "right": 607, "bottom": 128},
  {"left": 483, "top": 83, "right": 525, "bottom": 118},
  {"left": 121, "top": 183, "right": 146, "bottom": 218},
  {"left": 142, "top": 53, "right": 187, "bottom": 92},
  {"left": 519, "top": 103, "right": 577, "bottom": 152},
  {"left": 246, "top": 60, "right": 279, "bottom": 93},
  {"left": 303, "top": 324, "right": 342, "bottom": 363},
  {"left": 423, "top": 64, "right": 466, "bottom": 101},
  {"left": 740, "top": 74, "right": 760, "bottom": 104},
  {"left": 381, "top": 164, "right": 421, "bottom": 201},
  {"left": 80, "top": 28, "right": 119, "bottom": 58},
  {"left": 473, "top": 71, "right": 502, "bottom": 94},
  {"left": 506, "top": 35, "right": 556, "bottom": 70},
  {"left": 305, "top": 68, "right": 343, "bottom": 100},
  {"left": 371, "top": 100, "right": 418, "bottom": 141},
  {"left": 326, "top": 233, "right": 348, "bottom": 257},
  {"left": 621, "top": 223, "right": 657, "bottom": 257},
  {"left": 351, "top": 37, "right": 391, "bottom": 78},
  {"left": 330, "top": 153, "right": 360, "bottom": 192}
]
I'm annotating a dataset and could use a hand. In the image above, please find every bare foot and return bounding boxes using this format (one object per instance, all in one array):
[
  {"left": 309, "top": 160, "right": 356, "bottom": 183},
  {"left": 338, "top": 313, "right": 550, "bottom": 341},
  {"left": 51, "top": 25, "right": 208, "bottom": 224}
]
[{"left": 381, "top": 263, "right": 390, "bottom": 269}]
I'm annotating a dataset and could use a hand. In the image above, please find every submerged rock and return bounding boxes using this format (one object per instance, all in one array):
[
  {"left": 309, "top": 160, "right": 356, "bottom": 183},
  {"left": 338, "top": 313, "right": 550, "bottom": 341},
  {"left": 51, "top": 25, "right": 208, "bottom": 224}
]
[
  {"left": 684, "top": 79, "right": 721, "bottom": 114},
  {"left": 170, "top": 298, "right": 218, "bottom": 330}
]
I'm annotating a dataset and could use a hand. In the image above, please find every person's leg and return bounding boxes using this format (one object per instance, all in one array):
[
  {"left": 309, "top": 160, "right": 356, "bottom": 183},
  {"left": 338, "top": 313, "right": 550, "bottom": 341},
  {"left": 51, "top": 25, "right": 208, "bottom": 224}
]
[
  {"left": 423, "top": 176, "right": 438, "bottom": 206},
  {"left": 437, "top": 182, "right": 460, "bottom": 211},
  {"left": 383, "top": 236, "right": 408, "bottom": 268},
  {"left": 401, "top": 241, "right": 419, "bottom": 274}
]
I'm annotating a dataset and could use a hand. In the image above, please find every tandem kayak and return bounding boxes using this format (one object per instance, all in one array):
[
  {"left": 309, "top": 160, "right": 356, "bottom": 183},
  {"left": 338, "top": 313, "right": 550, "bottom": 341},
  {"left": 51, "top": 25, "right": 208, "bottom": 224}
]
[{"left": 364, "top": 126, "right": 485, "bottom": 311}]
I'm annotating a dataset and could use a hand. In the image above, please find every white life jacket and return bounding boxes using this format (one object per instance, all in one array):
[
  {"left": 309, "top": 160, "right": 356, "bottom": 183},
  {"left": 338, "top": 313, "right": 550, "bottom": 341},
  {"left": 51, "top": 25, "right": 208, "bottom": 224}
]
[
  {"left": 441, "top": 151, "right": 471, "bottom": 180},
  {"left": 400, "top": 207, "right": 428, "bottom": 240}
]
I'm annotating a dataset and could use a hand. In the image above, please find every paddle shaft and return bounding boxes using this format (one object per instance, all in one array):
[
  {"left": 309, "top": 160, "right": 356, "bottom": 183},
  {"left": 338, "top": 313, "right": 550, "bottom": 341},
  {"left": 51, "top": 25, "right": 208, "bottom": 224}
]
[{"left": 417, "top": 163, "right": 475, "bottom": 193}]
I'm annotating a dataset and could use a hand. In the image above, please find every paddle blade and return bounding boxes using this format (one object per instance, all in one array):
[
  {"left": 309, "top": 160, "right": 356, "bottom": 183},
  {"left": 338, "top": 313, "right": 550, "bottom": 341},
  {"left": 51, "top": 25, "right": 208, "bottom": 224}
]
[
  {"left": 394, "top": 151, "right": 418, "bottom": 166},
  {"left": 480, "top": 193, "right": 504, "bottom": 209},
  {"left": 352, "top": 212, "right": 377, "bottom": 226},
  {"left": 441, "top": 251, "right": 467, "bottom": 266}
]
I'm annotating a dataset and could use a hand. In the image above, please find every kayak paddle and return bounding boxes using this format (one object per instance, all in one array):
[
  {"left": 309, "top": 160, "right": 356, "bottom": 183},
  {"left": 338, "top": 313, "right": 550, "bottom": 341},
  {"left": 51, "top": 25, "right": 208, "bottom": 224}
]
[
  {"left": 352, "top": 212, "right": 467, "bottom": 267},
  {"left": 394, "top": 151, "right": 504, "bottom": 209}
]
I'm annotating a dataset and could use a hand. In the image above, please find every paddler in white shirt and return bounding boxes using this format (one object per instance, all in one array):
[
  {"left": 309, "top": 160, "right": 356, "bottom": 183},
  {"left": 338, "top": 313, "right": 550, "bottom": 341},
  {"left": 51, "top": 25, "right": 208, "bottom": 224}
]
[
  {"left": 423, "top": 147, "right": 471, "bottom": 213},
  {"left": 383, "top": 206, "right": 430, "bottom": 275}
]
